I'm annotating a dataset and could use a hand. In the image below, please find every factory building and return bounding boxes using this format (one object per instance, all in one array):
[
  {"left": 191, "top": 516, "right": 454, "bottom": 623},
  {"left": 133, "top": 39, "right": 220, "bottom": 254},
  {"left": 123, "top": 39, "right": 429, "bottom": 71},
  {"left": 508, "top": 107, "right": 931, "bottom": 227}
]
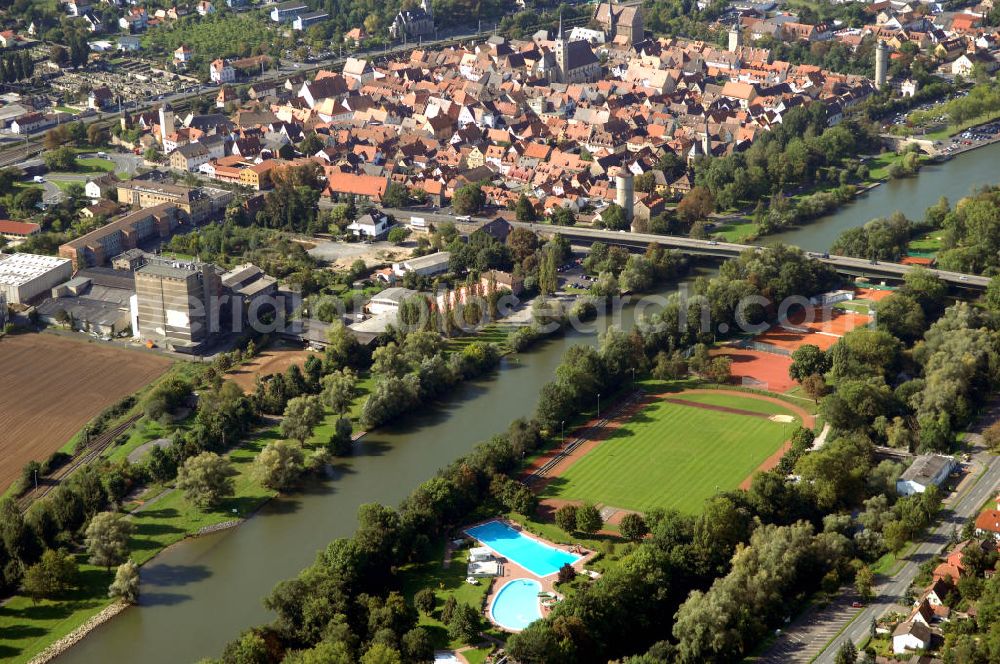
[
  {"left": 0, "top": 253, "right": 74, "bottom": 305},
  {"left": 132, "top": 258, "right": 223, "bottom": 352}
]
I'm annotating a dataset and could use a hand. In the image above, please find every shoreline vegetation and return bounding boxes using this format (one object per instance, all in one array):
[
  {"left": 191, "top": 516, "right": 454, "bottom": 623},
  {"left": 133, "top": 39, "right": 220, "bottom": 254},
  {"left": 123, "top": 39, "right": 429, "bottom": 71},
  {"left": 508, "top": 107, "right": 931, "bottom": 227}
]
[
  {"left": 707, "top": 112, "right": 1000, "bottom": 246},
  {"left": 0, "top": 278, "right": 607, "bottom": 663}
]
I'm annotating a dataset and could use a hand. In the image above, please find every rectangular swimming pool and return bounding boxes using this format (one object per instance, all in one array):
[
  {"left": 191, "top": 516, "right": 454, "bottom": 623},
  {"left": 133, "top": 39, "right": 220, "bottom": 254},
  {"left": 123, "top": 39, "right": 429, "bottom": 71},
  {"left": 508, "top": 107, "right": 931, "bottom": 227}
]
[{"left": 465, "top": 520, "right": 581, "bottom": 577}]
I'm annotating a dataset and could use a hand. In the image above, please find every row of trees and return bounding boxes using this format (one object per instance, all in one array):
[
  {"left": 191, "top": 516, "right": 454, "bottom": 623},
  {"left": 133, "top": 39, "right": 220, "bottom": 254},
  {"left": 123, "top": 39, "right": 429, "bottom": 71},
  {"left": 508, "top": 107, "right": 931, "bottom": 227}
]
[
  {"left": 213, "top": 415, "right": 548, "bottom": 663},
  {"left": 0, "top": 51, "right": 33, "bottom": 83},
  {"left": 910, "top": 80, "right": 1000, "bottom": 127}
]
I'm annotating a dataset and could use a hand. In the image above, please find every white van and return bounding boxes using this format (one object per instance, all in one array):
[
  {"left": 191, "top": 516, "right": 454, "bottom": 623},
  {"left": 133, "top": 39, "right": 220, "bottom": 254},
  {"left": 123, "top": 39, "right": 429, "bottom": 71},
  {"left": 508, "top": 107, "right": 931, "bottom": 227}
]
[{"left": 32, "top": 175, "right": 45, "bottom": 183}]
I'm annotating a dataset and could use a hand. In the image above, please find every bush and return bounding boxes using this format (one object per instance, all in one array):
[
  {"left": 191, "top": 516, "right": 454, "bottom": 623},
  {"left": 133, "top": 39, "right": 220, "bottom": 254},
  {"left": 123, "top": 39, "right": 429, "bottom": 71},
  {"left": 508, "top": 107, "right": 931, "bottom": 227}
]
[
  {"left": 575, "top": 503, "right": 603, "bottom": 534},
  {"left": 557, "top": 563, "right": 576, "bottom": 584},
  {"left": 414, "top": 587, "right": 436, "bottom": 615},
  {"left": 387, "top": 226, "right": 410, "bottom": 245},
  {"left": 618, "top": 513, "right": 649, "bottom": 541},
  {"left": 440, "top": 594, "right": 457, "bottom": 624},
  {"left": 555, "top": 504, "right": 578, "bottom": 533}
]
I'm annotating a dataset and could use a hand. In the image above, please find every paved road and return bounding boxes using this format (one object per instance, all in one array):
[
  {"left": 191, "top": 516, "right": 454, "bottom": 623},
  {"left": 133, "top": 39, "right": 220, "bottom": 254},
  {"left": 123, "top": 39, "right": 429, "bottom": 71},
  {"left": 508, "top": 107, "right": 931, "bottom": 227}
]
[
  {"left": 373, "top": 207, "right": 991, "bottom": 290},
  {"left": 761, "top": 444, "right": 1000, "bottom": 662},
  {"left": 39, "top": 172, "right": 98, "bottom": 204}
]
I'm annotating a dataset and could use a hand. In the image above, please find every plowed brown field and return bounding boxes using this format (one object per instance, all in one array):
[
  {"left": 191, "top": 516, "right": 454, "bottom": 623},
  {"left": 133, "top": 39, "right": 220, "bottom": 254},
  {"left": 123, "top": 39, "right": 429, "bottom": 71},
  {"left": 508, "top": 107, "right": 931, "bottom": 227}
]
[{"left": 0, "top": 334, "right": 170, "bottom": 491}]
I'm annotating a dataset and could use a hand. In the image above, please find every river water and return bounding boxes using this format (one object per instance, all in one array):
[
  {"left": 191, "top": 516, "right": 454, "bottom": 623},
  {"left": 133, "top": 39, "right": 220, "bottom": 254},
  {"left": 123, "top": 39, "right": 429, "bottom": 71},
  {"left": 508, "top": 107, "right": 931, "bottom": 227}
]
[
  {"left": 770, "top": 140, "right": 1000, "bottom": 251},
  {"left": 56, "top": 142, "right": 1000, "bottom": 664},
  {"left": 56, "top": 288, "right": 685, "bottom": 664}
]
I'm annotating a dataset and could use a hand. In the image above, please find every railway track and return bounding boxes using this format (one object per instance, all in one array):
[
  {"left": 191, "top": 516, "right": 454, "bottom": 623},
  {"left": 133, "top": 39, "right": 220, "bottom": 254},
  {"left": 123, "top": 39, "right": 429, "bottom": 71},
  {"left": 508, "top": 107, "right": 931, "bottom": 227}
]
[
  {"left": 16, "top": 414, "right": 141, "bottom": 512},
  {"left": 0, "top": 142, "right": 43, "bottom": 167}
]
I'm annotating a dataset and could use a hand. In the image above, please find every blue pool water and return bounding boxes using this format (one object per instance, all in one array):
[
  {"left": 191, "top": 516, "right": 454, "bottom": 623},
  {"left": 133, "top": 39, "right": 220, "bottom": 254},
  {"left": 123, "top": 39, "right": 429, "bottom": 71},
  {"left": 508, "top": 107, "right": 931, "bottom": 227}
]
[
  {"left": 465, "top": 520, "right": 581, "bottom": 577},
  {"left": 490, "top": 578, "right": 543, "bottom": 631}
]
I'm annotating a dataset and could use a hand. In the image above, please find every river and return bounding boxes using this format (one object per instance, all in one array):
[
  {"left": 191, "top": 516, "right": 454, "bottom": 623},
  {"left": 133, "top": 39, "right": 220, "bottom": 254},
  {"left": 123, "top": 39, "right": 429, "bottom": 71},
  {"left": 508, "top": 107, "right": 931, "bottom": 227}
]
[
  {"left": 56, "top": 284, "right": 692, "bottom": 664},
  {"left": 769, "top": 140, "right": 1000, "bottom": 251},
  {"left": 57, "top": 142, "right": 1000, "bottom": 664}
]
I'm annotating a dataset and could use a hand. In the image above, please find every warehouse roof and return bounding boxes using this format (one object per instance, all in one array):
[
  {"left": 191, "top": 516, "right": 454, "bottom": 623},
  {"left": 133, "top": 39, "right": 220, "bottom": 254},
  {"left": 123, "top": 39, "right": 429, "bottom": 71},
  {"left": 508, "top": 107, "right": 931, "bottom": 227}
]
[
  {"left": 0, "top": 253, "right": 72, "bottom": 286},
  {"left": 900, "top": 454, "right": 954, "bottom": 484},
  {"left": 401, "top": 251, "right": 451, "bottom": 271}
]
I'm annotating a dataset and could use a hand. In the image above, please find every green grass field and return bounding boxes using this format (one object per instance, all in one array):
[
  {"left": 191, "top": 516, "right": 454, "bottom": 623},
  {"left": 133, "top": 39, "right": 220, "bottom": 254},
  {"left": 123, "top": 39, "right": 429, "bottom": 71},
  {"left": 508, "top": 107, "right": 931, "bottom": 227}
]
[
  {"left": 712, "top": 219, "right": 759, "bottom": 243},
  {"left": 542, "top": 392, "right": 799, "bottom": 514},
  {"left": 908, "top": 230, "right": 944, "bottom": 256},
  {"left": 397, "top": 545, "right": 492, "bottom": 658},
  {"left": 75, "top": 158, "right": 115, "bottom": 173}
]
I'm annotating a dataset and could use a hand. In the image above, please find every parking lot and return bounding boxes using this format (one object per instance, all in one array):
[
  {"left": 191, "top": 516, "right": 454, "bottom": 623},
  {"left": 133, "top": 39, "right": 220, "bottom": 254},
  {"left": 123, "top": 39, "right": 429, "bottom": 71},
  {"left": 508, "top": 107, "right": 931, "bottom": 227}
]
[
  {"left": 939, "top": 123, "right": 1000, "bottom": 154},
  {"left": 559, "top": 260, "right": 591, "bottom": 290},
  {"left": 759, "top": 589, "right": 864, "bottom": 663}
]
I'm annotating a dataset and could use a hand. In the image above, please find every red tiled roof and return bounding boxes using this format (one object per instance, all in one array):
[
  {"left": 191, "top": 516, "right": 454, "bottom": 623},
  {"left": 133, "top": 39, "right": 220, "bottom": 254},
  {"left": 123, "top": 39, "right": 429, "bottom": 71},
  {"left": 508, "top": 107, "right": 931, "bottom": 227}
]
[
  {"left": 0, "top": 219, "right": 40, "bottom": 236},
  {"left": 901, "top": 256, "right": 934, "bottom": 266},
  {"left": 976, "top": 509, "right": 1000, "bottom": 533},
  {"left": 325, "top": 172, "right": 387, "bottom": 199}
]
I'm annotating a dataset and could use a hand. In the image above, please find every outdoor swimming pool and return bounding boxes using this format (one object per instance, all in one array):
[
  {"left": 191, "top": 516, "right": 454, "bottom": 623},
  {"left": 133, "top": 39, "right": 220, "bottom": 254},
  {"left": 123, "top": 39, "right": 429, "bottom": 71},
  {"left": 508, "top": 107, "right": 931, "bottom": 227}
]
[
  {"left": 490, "top": 578, "right": 543, "bottom": 631},
  {"left": 465, "top": 520, "right": 581, "bottom": 577}
]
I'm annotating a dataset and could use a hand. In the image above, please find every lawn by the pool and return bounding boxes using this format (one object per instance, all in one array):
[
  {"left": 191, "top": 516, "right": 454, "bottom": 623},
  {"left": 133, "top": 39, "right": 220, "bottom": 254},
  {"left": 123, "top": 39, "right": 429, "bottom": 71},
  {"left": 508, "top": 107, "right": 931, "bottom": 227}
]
[{"left": 542, "top": 392, "right": 800, "bottom": 514}]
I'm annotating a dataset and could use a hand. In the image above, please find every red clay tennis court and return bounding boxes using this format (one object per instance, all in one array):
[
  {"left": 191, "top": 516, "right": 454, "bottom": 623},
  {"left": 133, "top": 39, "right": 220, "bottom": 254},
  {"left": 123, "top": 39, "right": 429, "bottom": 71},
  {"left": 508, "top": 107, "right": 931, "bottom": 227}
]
[
  {"left": 854, "top": 287, "right": 894, "bottom": 302},
  {"left": 755, "top": 309, "right": 871, "bottom": 352},
  {"left": 713, "top": 349, "right": 796, "bottom": 393}
]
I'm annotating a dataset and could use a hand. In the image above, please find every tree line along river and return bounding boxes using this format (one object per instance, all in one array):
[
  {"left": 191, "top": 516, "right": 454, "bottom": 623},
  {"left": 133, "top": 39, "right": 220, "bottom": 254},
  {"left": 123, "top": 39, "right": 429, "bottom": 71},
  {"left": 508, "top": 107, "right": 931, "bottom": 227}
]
[{"left": 54, "top": 139, "right": 1000, "bottom": 664}]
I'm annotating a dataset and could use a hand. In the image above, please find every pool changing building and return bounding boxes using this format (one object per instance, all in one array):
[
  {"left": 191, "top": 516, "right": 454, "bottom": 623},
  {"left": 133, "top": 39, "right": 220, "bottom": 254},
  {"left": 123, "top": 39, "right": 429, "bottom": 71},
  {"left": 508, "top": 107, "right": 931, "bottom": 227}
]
[{"left": 0, "top": 253, "right": 73, "bottom": 304}]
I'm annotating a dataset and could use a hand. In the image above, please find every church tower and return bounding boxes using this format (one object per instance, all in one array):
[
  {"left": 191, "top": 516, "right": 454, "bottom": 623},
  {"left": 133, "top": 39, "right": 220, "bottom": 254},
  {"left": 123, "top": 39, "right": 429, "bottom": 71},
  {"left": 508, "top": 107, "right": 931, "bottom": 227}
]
[
  {"left": 420, "top": 0, "right": 433, "bottom": 18},
  {"left": 728, "top": 23, "right": 741, "bottom": 52},
  {"left": 158, "top": 102, "right": 174, "bottom": 148},
  {"left": 554, "top": 11, "right": 566, "bottom": 84}
]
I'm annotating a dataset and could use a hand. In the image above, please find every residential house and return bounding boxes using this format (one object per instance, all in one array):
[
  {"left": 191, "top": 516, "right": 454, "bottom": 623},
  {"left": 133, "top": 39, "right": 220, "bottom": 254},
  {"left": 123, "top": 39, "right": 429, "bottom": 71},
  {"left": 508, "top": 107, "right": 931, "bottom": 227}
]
[
  {"left": 951, "top": 51, "right": 999, "bottom": 77},
  {"left": 326, "top": 172, "right": 388, "bottom": 202},
  {"left": 88, "top": 86, "right": 114, "bottom": 110},
  {"left": 345, "top": 27, "right": 368, "bottom": 47},
  {"left": 480, "top": 269, "right": 523, "bottom": 296},
  {"left": 975, "top": 496, "right": 1000, "bottom": 541},
  {"left": 118, "top": 35, "right": 141, "bottom": 51},
  {"left": 119, "top": 7, "right": 148, "bottom": 32},
  {"left": 169, "top": 142, "right": 211, "bottom": 172},
  {"left": 85, "top": 174, "right": 119, "bottom": 202},
  {"left": 174, "top": 45, "right": 193, "bottom": 64},
  {"left": 892, "top": 620, "right": 932, "bottom": 654},
  {"left": 80, "top": 200, "right": 119, "bottom": 220},
  {"left": 347, "top": 211, "right": 391, "bottom": 239},
  {"left": 210, "top": 59, "right": 235, "bottom": 84}
]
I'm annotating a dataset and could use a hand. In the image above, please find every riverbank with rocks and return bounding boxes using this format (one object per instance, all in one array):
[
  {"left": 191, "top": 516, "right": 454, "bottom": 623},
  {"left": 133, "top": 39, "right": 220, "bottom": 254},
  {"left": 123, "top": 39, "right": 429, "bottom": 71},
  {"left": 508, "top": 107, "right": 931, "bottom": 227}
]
[{"left": 26, "top": 601, "right": 128, "bottom": 664}]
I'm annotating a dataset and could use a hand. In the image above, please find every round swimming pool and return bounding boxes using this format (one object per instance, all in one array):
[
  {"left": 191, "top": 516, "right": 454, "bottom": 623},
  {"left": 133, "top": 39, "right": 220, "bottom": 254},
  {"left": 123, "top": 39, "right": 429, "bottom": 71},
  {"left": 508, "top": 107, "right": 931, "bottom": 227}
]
[{"left": 490, "top": 578, "right": 543, "bottom": 632}]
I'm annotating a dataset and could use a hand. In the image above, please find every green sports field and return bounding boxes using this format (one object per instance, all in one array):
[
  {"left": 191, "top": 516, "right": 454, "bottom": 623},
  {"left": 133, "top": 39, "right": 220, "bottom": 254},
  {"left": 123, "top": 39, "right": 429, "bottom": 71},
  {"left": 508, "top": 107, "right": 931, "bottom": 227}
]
[{"left": 542, "top": 392, "right": 800, "bottom": 514}]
